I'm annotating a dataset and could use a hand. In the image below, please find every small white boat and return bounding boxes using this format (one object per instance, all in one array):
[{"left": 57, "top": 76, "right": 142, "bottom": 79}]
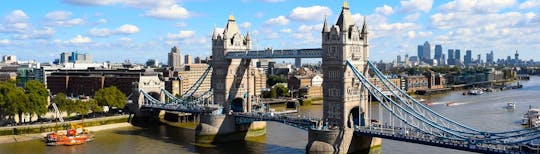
[{"left": 504, "top": 102, "right": 516, "bottom": 109}]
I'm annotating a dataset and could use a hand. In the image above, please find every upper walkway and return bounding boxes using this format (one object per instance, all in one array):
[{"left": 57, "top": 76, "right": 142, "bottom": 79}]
[{"left": 225, "top": 48, "right": 322, "bottom": 59}]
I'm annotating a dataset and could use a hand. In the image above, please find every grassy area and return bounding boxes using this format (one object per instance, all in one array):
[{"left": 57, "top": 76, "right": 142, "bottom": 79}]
[
  {"left": 300, "top": 97, "right": 323, "bottom": 106},
  {"left": 0, "top": 116, "right": 129, "bottom": 136}
]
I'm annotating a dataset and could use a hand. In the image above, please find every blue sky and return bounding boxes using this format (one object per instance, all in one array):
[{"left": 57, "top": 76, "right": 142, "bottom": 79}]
[{"left": 0, "top": 0, "right": 539, "bottom": 63}]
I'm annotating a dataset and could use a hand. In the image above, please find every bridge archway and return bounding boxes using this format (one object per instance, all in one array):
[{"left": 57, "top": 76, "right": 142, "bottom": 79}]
[
  {"left": 348, "top": 106, "right": 365, "bottom": 128},
  {"left": 231, "top": 97, "right": 244, "bottom": 112}
]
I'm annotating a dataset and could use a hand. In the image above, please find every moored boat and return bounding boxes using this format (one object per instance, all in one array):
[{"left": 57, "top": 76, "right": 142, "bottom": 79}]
[{"left": 521, "top": 106, "right": 540, "bottom": 127}]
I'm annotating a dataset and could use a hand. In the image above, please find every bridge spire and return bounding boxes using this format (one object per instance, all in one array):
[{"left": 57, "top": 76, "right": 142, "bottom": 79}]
[
  {"left": 361, "top": 16, "right": 368, "bottom": 35},
  {"left": 322, "top": 15, "right": 330, "bottom": 33},
  {"left": 336, "top": 0, "right": 353, "bottom": 32}
]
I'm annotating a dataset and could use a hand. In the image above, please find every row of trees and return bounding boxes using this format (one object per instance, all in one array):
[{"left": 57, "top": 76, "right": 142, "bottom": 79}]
[
  {"left": 0, "top": 80, "right": 127, "bottom": 125},
  {"left": 52, "top": 86, "right": 127, "bottom": 117},
  {"left": 0, "top": 80, "right": 49, "bottom": 124}
]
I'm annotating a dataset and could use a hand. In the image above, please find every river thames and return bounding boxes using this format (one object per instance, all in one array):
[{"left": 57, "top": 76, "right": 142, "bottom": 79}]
[{"left": 1, "top": 77, "right": 538, "bottom": 154}]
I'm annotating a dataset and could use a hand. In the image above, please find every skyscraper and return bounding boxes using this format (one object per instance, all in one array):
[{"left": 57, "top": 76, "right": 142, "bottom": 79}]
[
  {"left": 434, "top": 44, "right": 442, "bottom": 66},
  {"left": 455, "top": 49, "right": 461, "bottom": 64},
  {"left": 417, "top": 45, "right": 424, "bottom": 60},
  {"left": 423, "top": 41, "right": 431, "bottom": 60},
  {"left": 486, "top": 50, "right": 494, "bottom": 64},
  {"left": 168, "top": 46, "right": 182, "bottom": 68},
  {"left": 185, "top": 54, "right": 192, "bottom": 65},
  {"left": 447, "top": 49, "right": 455, "bottom": 65},
  {"left": 464, "top": 50, "right": 472, "bottom": 66}
]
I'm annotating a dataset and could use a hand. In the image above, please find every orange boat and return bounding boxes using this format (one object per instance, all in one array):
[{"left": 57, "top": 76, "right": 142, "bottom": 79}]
[
  {"left": 45, "top": 129, "right": 94, "bottom": 146},
  {"left": 44, "top": 103, "right": 95, "bottom": 146}
]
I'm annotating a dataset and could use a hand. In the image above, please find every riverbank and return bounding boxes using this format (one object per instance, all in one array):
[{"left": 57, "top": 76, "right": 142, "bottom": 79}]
[
  {"left": 0, "top": 122, "right": 132, "bottom": 144},
  {"left": 0, "top": 115, "right": 132, "bottom": 144}
]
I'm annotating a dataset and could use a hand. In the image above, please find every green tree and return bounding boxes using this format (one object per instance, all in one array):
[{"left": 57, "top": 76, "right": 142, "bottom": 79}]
[
  {"left": 266, "top": 75, "right": 287, "bottom": 87},
  {"left": 73, "top": 100, "right": 90, "bottom": 116},
  {"left": 274, "top": 84, "right": 290, "bottom": 97},
  {"left": 88, "top": 99, "right": 103, "bottom": 113},
  {"left": 25, "top": 80, "right": 49, "bottom": 121},
  {"left": 7, "top": 86, "right": 29, "bottom": 124},
  {"left": 94, "top": 86, "right": 127, "bottom": 109},
  {"left": 53, "top": 93, "right": 73, "bottom": 116}
]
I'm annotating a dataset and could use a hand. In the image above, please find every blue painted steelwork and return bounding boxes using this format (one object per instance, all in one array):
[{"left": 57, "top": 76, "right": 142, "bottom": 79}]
[
  {"left": 224, "top": 48, "right": 322, "bottom": 59},
  {"left": 133, "top": 48, "right": 540, "bottom": 153}
]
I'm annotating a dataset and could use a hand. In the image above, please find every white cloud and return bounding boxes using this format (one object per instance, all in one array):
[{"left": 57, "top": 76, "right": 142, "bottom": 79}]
[
  {"left": 88, "top": 28, "right": 112, "bottom": 37},
  {"left": 400, "top": 0, "right": 433, "bottom": 13},
  {"left": 297, "top": 24, "right": 323, "bottom": 33},
  {"left": 167, "top": 30, "right": 195, "bottom": 39},
  {"left": 280, "top": 28, "right": 292, "bottom": 33},
  {"left": 240, "top": 22, "right": 251, "bottom": 29},
  {"left": 520, "top": 0, "right": 540, "bottom": 9},
  {"left": 45, "top": 11, "right": 72, "bottom": 20},
  {"left": 0, "top": 10, "right": 29, "bottom": 33},
  {"left": 289, "top": 6, "right": 331, "bottom": 22},
  {"left": 143, "top": 5, "right": 190, "bottom": 20},
  {"left": 264, "top": 16, "right": 289, "bottom": 26},
  {"left": 116, "top": 24, "right": 140, "bottom": 34},
  {"left": 87, "top": 24, "right": 140, "bottom": 37},
  {"left": 5, "top": 10, "right": 28, "bottom": 23},
  {"left": 407, "top": 31, "right": 416, "bottom": 39},
  {"left": 98, "top": 18, "right": 107, "bottom": 24},
  {"left": 69, "top": 35, "right": 92, "bottom": 44},
  {"left": 0, "top": 39, "right": 9, "bottom": 45},
  {"left": 375, "top": 5, "right": 394, "bottom": 16},
  {"left": 11, "top": 27, "right": 56, "bottom": 40},
  {"left": 62, "top": 0, "right": 118, "bottom": 6},
  {"left": 404, "top": 13, "right": 421, "bottom": 21},
  {"left": 439, "top": 0, "right": 516, "bottom": 14}
]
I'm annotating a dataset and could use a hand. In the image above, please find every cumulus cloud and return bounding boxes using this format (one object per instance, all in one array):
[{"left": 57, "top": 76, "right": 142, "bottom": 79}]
[
  {"left": 289, "top": 6, "right": 331, "bottom": 22},
  {"left": 439, "top": 0, "right": 516, "bottom": 14},
  {"left": 69, "top": 35, "right": 92, "bottom": 44},
  {"left": 88, "top": 28, "right": 112, "bottom": 37},
  {"left": 116, "top": 24, "right": 140, "bottom": 34},
  {"left": 167, "top": 30, "right": 195, "bottom": 39},
  {"left": 280, "top": 28, "right": 292, "bottom": 33},
  {"left": 400, "top": 0, "right": 433, "bottom": 13},
  {"left": 44, "top": 10, "right": 85, "bottom": 27},
  {"left": 264, "top": 16, "right": 289, "bottom": 26},
  {"left": 87, "top": 24, "right": 140, "bottom": 37},
  {"left": 375, "top": 5, "right": 394, "bottom": 16},
  {"left": 5, "top": 10, "right": 28, "bottom": 23},
  {"left": 0, "top": 10, "right": 29, "bottom": 33},
  {"left": 240, "top": 22, "right": 251, "bottom": 29},
  {"left": 0, "top": 39, "right": 9, "bottom": 45},
  {"left": 520, "top": 0, "right": 540, "bottom": 9},
  {"left": 143, "top": 5, "right": 190, "bottom": 20},
  {"left": 404, "top": 13, "right": 421, "bottom": 21},
  {"left": 45, "top": 11, "right": 71, "bottom": 20}
]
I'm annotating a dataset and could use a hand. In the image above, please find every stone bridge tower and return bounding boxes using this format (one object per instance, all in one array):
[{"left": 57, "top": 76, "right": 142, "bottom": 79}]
[
  {"left": 211, "top": 15, "right": 253, "bottom": 113},
  {"left": 307, "top": 2, "right": 379, "bottom": 153}
]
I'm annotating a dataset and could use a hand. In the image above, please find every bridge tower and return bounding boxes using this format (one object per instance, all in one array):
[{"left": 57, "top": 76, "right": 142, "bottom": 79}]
[
  {"left": 197, "top": 15, "right": 266, "bottom": 144},
  {"left": 307, "top": 2, "right": 380, "bottom": 153},
  {"left": 211, "top": 15, "right": 254, "bottom": 113}
]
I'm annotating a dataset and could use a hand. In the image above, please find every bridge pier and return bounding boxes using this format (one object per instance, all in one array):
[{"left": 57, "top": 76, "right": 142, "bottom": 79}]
[
  {"left": 306, "top": 128, "right": 381, "bottom": 153},
  {"left": 195, "top": 114, "right": 266, "bottom": 144}
]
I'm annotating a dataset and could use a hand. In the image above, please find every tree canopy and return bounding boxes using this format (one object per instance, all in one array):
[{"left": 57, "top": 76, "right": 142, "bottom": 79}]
[{"left": 94, "top": 86, "right": 127, "bottom": 109}]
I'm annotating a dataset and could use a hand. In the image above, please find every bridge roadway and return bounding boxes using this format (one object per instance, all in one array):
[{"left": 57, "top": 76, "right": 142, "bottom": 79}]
[
  {"left": 224, "top": 48, "right": 322, "bottom": 59},
  {"left": 231, "top": 111, "right": 321, "bottom": 130},
  {"left": 354, "top": 125, "right": 527, "bottom": 154}
]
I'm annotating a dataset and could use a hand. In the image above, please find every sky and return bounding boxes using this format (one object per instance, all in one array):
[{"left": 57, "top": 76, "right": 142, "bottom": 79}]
[{"left": 0, "top": 0, "right": 540, "bottom": 64}]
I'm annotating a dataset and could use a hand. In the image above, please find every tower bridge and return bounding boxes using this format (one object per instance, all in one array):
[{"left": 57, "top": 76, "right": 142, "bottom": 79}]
[{"left": 129, "top": 2, "right": 540, "bottom": 154}]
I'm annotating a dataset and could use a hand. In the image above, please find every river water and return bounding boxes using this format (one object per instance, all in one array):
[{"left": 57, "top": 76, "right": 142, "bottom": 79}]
[{"left": 1, "top": 77, "right": 538, "bottom": 154}]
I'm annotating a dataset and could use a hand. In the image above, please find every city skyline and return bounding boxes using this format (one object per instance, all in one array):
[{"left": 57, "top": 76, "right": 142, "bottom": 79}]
[{"left": 0, "top": 0, "right": 539, "bottom": 63}]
